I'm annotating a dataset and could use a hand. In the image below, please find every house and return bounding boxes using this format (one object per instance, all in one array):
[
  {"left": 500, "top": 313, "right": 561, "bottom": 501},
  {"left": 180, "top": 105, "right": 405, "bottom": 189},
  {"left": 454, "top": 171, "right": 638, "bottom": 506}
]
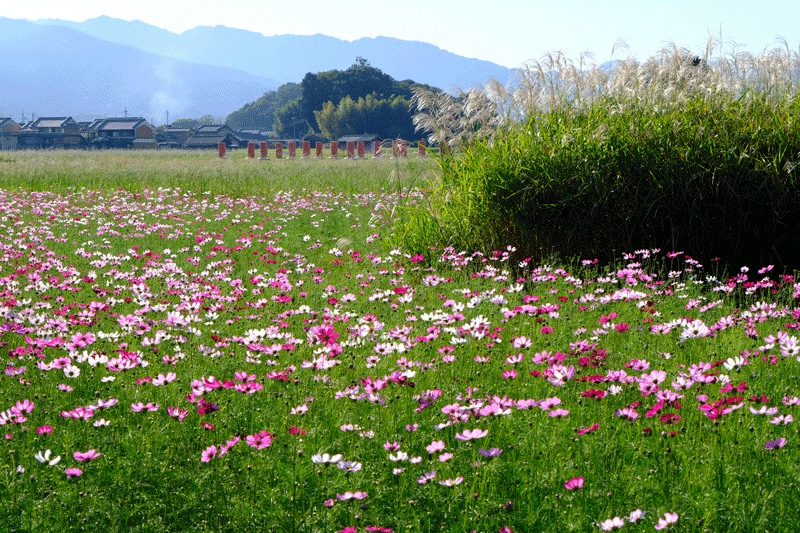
[
  {"left": 184, "top": 132, "right": 242, "bottom": 150},
  {"left": 0, "top": 118, "right": 20, "bottom": 150},
  {"left": 90, "top": 118, "right": 156, "bottom": 149},
  {"left": 336, "top": 134, "right": 382, "bottom": 151},
  {"left": 162, "top": 126, "right": 196, "bottom": 147},
  {"left": 194, "top": 124, "right": 237, "bottom": 136},
  {"left": 184, "top": 124, "right": 242, "bottom": 150},
  {"left": 18, "top": 117, "right": 85, "bottom": 149}
]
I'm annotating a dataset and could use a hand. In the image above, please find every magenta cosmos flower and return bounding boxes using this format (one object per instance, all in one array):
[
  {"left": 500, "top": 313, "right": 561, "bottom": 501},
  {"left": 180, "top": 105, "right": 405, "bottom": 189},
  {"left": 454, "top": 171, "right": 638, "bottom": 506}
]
[{"left": 564, "top": 477, "right": 584, "bottom": 490}]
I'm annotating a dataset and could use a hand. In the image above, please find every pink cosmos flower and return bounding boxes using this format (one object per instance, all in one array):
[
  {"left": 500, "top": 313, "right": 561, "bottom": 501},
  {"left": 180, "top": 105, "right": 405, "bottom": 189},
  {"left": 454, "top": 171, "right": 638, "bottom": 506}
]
[
  {"left": 36, "top": 426, "right": 53, "bottom": 435},
  {"left": 426, "top": 440, "right": 446, "bottom": 454},
  {"left": 152, "top": 372, "right": 176, "bottom": 386},
  {"left": 549, "top": 408, "right": 569, "bottom": 418},
  {"left": 479, "top": 448, "right": 503, "bottom": 457},
  {"left": 131, "top": 402, "right": 159, "bottom": 412},
  {"left": 614, "top": 407, "right": 639, "bottom": 422},
  {"left": 246, "top": 430, "right": 273, "bottom": 449},
  {"left": 15, "top": 399, "right": 35, "bottom": 413},
  {"left": 765, "top": 438, "right": 787, "bottom": 449},
  {"left": 438, "top": 477, "right": 464, "bottom": 487},
  {"left": 654, "top": 512, "right": 679, "bottom": 530},
  {"left": 417, "top": 471, "right": 436, "bottom": 484},
  {"left": 73, "top": 449, "right": 102, "bottom": 461},
  {"left": 454, "top": 428, "right": 488, "bottom": 441},
  {"left": 201, "top": 445, "right": 218, "bottom": 462},
  {"left": 770, "top": 414, "right": 793, "bottom": 425},
  {"left": 65, "top": 468, "right": 83, "bottom": 479},
  {"left": 336, "top": 491, "right": 367, "bottom": 500},
  {"left": 599, "top": 516, "right": 625, "bottom": 530},
  {"left": 438, "top": 453, "right": 453, "bottom": 462},
  {"left": 564, "top": 477, "right": 584, "bottom": 490},
  {"left": 168, "top": 406, "right": 189, "bottom": 421}
]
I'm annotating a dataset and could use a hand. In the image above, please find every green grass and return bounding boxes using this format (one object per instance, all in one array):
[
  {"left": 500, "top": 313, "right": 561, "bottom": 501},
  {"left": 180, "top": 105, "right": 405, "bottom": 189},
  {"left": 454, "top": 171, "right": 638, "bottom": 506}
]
[
  {"left": 0, "top": 154, "right": 798, "bottom": 532},
  {"left": 0, "top": 149, "right": 438, "bottom": 196}
]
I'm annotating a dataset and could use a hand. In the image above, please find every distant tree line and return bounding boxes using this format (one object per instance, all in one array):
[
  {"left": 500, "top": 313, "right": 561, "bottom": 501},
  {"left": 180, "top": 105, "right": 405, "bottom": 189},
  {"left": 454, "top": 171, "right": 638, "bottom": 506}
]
[{"left": 223, "top": 59, "right": 440, "bottom": 140}]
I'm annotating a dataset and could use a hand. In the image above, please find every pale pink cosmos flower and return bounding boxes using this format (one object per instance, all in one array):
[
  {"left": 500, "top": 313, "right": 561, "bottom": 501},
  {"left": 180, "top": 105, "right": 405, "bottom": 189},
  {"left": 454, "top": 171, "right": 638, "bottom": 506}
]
[
  {"left": 426, "top": 440, "right": 446, "bottom": 453},
  {"left": 337, "top": 461, "right": 362, "bottom": 472},
  {"left": 438, "top": 477, "right": 464, "bottom": 487},
  {"left": 627, "top": 509, "right": 645, "bottom": 522},
  {"left": 417, "top": 471, "right": 436, "bottom": 484},
  {"left": 614, "top": 407, "right": 639, "bottom": 422},
  {"left": 599, "top": 516, "right": 625, "bottom": 530},
  {"left": 65, "top": 468, "right": 83, "bottom": 479},
  {"left": 454, "top": 428, "right": 488, "bottom": 441},
  {"left": 549, "top": 408, "right": 570, "bottom": 418},
  {"left": 131, "top": 402, "right": 159, "bottom": 412},
  {"left": 750, "top": 406, "right": 779, "bottom": 416},
  {"left": 654, "top": 512, "right": 679, "bottom": 530},
  {"left": 438, "top": 453, "right": 453, "bottom": 462},
  {"left": 770, "top": 414, "right": 793, "bottom": 425},
  {"left": 512, "top": 336, "right": 532, "bottom": 349},
  {"left": 167, "top": 406, "right": 188, "bottom": 421},
  {"left": 15, "top": 399, "right": 35, "bottom": 413},
  {"left": 152, "top": 373, "right": 177, "bottom": 386}
]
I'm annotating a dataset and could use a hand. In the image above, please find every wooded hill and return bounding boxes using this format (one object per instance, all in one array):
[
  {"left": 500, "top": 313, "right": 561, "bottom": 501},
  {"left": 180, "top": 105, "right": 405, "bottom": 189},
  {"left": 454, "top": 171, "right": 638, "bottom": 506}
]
[{"left": 226, "top": 60, "right": 439, "bottom": 140}]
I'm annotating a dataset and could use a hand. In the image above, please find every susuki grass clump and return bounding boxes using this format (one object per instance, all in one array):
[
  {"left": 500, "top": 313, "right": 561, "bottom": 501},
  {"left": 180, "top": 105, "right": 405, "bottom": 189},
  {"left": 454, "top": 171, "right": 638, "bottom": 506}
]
[{"left": 403, "top": 38, "right": 800, "bottom": 270}]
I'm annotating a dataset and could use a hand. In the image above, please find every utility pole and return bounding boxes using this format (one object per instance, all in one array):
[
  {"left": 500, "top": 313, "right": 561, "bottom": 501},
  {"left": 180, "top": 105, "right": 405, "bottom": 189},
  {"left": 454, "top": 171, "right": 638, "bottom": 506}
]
[
  {"left": 165, "top": 110, "right": 169, "bottom": 126},
  {"left": 124, "top": 108, "right": 128, "bottom": 118}
]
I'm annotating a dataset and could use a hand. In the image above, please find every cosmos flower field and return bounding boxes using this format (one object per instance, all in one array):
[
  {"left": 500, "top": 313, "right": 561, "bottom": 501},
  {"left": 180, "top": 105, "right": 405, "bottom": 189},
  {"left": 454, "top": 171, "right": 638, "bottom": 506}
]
[{"left": 1, "top": 179, "right": 800, "bottom": 532}]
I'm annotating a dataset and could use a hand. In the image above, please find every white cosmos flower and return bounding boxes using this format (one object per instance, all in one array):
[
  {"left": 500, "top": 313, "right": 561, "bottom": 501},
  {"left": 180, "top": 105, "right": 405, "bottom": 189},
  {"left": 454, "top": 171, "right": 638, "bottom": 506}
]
[
  {"left": 63, "top": 365, "right": 81, "bottom": 378},
  {"left": 723, "top": 356, "right": 746, "bottom": 371},
  {"left": 311, "top": 452, "right": 343, "bottom": 464},
  {"left": 34, "top": 449, "right": 61, "bottom": 465}
]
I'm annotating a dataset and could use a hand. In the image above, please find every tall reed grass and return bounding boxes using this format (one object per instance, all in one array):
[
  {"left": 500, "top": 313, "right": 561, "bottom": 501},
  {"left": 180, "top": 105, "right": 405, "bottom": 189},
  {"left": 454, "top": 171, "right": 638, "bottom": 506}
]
[{"left": 403, "top": 37, "right": 800, "bottom": 271}]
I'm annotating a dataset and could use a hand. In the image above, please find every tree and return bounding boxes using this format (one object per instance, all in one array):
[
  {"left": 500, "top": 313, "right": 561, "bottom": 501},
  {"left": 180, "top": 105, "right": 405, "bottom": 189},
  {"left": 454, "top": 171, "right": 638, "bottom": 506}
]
[
  {"left": 314, "top": 94, "right": 416, "bottom": 140},
  {"left": 273, "top": 98, "right": 308, "bottom": 138},
  {"left": 226, "top": 82, "right": 302, "bottom": 130},
  {"left": 301, "top": 63, "right": 440, "bottom": 132}
]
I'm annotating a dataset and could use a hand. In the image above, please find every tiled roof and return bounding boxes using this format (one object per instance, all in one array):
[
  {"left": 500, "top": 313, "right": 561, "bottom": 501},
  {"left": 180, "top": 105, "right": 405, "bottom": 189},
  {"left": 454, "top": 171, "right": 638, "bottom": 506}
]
[
  {"left": 33, "top": 118, "right": 73, "bottom": 128},
  {"left": 337, "top": 134, "right": 381, "bottom": 142},
  {"left": 185, "top": 135, "right": 227, "bottom": 146},
  {"left": 100, "top": 121, "right": 143, "bottom": 130}
]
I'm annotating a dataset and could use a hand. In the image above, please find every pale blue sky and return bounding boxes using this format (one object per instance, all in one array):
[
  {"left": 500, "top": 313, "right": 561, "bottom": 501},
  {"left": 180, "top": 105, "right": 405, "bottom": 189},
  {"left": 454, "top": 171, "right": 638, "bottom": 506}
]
[{"left": 6, "top": 0, "right": 799, "bottom": 68}]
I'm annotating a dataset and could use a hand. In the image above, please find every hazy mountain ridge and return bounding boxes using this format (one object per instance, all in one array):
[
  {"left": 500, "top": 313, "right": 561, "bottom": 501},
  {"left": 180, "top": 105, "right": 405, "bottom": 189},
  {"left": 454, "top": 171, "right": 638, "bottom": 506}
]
[
  {"left": 0, "top": 16, "right": 515, "bottom": 122},
  {"left": 0, "top": 18, "right": 280, "bottom": 121},
  {"left": 31, "top": 16, "right": 516, "bottom": 90}
]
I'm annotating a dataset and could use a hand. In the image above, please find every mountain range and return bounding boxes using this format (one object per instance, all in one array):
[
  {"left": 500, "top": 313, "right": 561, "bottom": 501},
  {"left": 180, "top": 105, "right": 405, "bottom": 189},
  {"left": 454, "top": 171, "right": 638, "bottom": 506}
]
[{"left": 0, "top": 16, "right": 515, "bottom": 123}]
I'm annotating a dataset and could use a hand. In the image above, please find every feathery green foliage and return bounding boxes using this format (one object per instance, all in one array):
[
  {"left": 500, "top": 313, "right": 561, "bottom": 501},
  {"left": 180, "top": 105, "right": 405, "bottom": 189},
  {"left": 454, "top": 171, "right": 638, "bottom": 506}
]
[{"left": 403, "top": 38, "right": 800, "bottom": 270}]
